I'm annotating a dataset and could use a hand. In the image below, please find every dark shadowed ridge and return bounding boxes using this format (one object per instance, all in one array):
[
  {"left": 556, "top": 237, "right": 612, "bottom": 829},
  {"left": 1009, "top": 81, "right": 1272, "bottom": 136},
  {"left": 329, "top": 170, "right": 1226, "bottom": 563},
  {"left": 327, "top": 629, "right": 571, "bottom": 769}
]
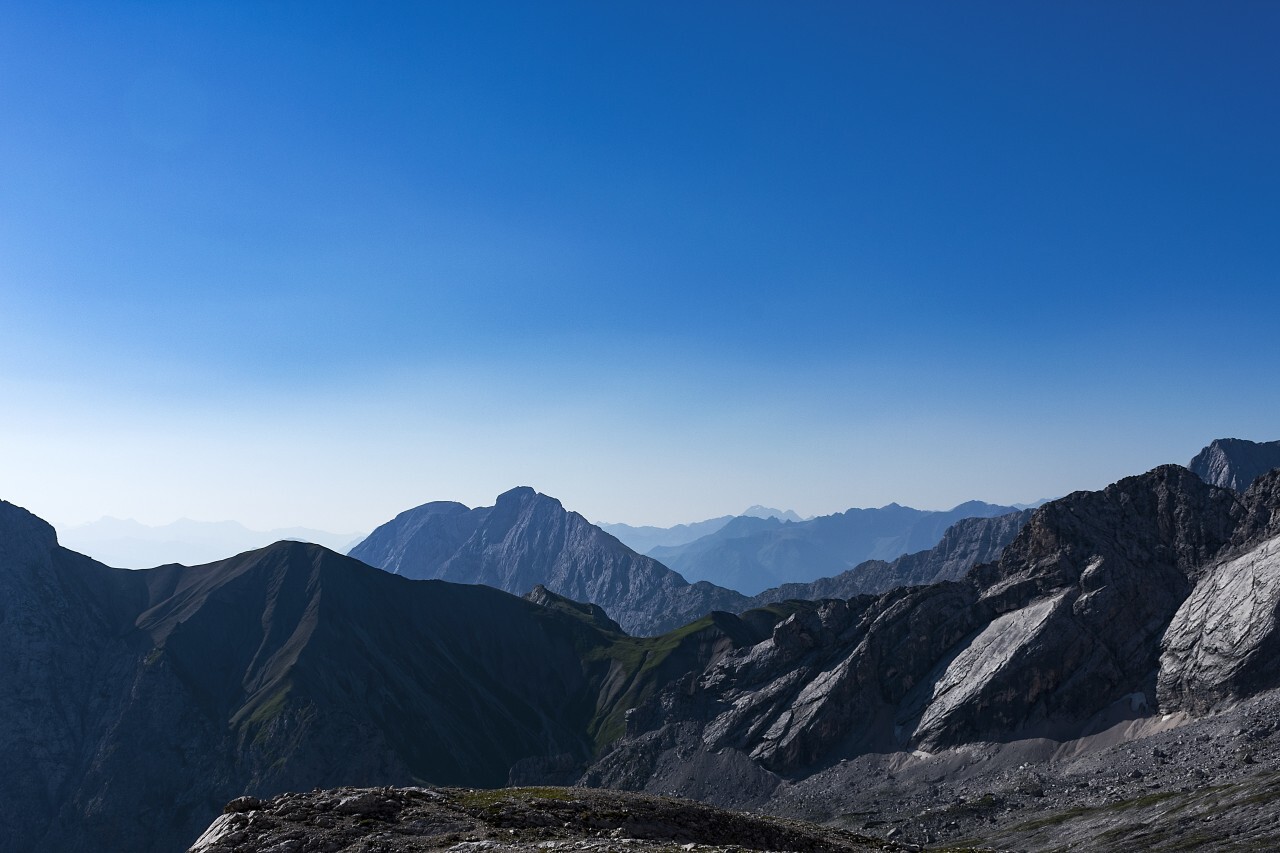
[{"left": 0, "top": 500, "right": 787, "bottom": 853}]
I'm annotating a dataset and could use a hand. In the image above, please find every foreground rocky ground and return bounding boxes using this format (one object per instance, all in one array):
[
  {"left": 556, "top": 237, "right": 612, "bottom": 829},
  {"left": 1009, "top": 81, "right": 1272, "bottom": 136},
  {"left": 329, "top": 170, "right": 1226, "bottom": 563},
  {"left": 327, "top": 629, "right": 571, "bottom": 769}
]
[
  {"left": 762, "top": 688, "right": 1280, "bottom": 851},
  {"left": 187, "top": 786, "right": 973, "bottom": 853}
]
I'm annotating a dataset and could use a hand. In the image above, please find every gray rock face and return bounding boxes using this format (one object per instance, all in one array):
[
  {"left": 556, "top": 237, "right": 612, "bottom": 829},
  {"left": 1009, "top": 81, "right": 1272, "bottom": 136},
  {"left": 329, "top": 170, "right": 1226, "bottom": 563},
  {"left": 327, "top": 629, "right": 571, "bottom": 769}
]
[
  {"left": 1189, "top": 437, "right": 1280, "bottom": 492},
  {"left": 588, "top": 465, "right": 1260, "bottom": 783},
  {"left": 350, "top": 487, "right": 751, "bottom": 636},
  {"left": 1159, "top": 532, "right": 1280, "bottom": 714},
  {"left": 1159, "top": 469, "right": 1280, "bottom": 713}
]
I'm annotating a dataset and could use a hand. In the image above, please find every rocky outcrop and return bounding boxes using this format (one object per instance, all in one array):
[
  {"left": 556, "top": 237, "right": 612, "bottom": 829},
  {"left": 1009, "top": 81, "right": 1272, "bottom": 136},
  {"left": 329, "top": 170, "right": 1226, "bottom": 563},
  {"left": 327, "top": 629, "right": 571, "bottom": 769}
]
[
  {"left": 1158, "top": 532, "right": 1280, "bottom": 714},
  {"left": 1159, "top": 470, "right": 1280, "bottom": 714},
  {"left": 350, "top": 487, "right": 750, "bottom": 635},
  {"left": 187, "top": 786, "right": 894, "bottom": 853},
  {"left": 1189, "top": 437, "right": 1280, "bottom": 492}
]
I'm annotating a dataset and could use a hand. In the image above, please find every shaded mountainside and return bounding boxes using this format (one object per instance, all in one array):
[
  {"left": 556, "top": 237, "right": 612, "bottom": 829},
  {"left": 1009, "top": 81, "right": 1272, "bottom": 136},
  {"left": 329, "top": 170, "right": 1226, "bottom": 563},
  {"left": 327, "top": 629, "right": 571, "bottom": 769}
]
[
  {"left": 0, "top": 503, "right": 805, "bottom": 853},
  {"left": 1189, "top": 436, "right": 1280, "bottom": 492},
  {"left": 648, "top": 500, "right": 1021, "bottom": 595},
  {"left": 349, "top": 487, "right": 750, "bottom": 636},
  {"left": 586, "top": 466, "right": 1280, "bottom": 792}
]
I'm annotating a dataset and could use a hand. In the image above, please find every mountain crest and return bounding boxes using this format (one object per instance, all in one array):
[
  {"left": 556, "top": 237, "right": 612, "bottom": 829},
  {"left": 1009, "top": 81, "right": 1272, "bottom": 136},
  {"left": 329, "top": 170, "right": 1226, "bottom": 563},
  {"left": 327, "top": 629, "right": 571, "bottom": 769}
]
[{"left": 1189, "top": 437, "right": 1280, "bottom": 492}]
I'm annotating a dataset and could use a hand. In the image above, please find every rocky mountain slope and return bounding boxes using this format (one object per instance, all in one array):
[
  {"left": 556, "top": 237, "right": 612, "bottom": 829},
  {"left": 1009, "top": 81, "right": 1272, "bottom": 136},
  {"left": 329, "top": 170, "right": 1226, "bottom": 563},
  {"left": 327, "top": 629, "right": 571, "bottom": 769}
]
[
  {"left": 1188, "top": 436, "right": 1280, "bottom": 492},
  {"left": 350, "top": 488, "right": 1027, "bottom": 634},
  {"left": 648, "top": 500, "right": 1021, "bottom": 595},
  {"left": 0, "top": 502, "right": 801, "bottom": 853},
  {"left": 13, "top": 444, "right": 1280, "bottom": 852},
  {"left": 348, "top": 487, "right": 751, "bottom": 635},
  {"left": 586, "top": 465, "right": 1280, "bottom": 788}
]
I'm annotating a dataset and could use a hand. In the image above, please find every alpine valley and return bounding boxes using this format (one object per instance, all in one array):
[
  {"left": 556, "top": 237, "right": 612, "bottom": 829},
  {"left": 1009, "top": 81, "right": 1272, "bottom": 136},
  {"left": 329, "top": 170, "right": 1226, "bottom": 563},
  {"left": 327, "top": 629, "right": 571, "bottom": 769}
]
[{"left": 5, "top": 439, "right": 1280, "bottom": 853}]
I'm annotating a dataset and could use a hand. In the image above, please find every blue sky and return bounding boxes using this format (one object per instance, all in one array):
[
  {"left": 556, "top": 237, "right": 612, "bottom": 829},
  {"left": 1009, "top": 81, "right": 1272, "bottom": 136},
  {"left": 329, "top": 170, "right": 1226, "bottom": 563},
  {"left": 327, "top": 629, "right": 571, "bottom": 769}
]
[{"left": 2, "top": 2, "right": 1278, "bottom": 532}]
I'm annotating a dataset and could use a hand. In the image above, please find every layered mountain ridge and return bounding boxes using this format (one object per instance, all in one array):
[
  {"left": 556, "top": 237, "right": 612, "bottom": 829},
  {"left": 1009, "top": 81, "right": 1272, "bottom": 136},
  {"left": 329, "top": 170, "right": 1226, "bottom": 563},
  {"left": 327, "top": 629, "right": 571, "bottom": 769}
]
[
  {"left": 9, "top": 438, "right": 1280, "bottom": 852},
  {"left": 646, "top": 500, "right": 1022, "bottom": 595},
  {"left": 349, "top": 487, "right": 1028, "bottom": 634}
]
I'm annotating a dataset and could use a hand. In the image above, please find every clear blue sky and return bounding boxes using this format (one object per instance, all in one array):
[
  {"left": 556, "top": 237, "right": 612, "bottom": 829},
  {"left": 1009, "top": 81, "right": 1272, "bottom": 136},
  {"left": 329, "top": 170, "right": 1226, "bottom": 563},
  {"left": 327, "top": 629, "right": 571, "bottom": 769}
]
[{"left": 2, "top": 1, "right": 1277, "bottom": 532}]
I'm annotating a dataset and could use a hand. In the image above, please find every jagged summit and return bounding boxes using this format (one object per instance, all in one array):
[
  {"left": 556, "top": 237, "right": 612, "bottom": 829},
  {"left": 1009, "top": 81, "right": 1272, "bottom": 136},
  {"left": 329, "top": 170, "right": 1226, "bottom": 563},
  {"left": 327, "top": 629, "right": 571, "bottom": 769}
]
[{"left": 1189, "top": 437, "right": 1280, "bottom": 492}]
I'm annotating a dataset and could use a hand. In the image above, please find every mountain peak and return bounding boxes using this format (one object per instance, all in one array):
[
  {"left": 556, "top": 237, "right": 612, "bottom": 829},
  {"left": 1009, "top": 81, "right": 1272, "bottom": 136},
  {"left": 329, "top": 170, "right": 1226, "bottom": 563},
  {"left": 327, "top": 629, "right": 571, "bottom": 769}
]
[
  {"left": 0, "top": 499, "right": 59, "bottom": 562},
  {"left": 740, "top": 505, "right": 803, "bottom": 522},
  {"left": 1189, "top": 437, "right": 1280, "bottom": 492}
]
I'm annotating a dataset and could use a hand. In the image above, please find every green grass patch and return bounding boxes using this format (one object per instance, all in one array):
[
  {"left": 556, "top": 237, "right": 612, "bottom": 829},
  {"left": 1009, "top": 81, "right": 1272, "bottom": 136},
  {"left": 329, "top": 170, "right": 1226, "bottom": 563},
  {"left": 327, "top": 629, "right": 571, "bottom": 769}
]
[
  {"left": 1103, "top": 790, "right": 1180, "bottom": 812},
  {"left": 451, "top": 786, "right": 575, "bottom": 808},
  {"left": 1010, "top": 805, "right": 1091, "bottom": 831}
]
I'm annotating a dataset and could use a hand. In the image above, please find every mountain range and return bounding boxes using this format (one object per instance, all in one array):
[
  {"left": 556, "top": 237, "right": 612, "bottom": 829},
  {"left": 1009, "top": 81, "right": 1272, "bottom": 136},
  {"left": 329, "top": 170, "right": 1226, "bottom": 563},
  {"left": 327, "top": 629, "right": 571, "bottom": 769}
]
[
  {"left": 58, "top": 516, "right": 363, "bottom": 569},
  {"left": 645, "top": 499, "right": 1023, "bottom": 594},
  {"left": 5, "top": 436, "right": 1280, "bottom": 851},
  {"left": 598, "top": 506, "right": 804, "bottom": 555},
  {"left": 0, "top": 503, "right": 812, "bottom": 852},
  {"left": 347, "top": 488, "right": 1030, "bottom": 634}
]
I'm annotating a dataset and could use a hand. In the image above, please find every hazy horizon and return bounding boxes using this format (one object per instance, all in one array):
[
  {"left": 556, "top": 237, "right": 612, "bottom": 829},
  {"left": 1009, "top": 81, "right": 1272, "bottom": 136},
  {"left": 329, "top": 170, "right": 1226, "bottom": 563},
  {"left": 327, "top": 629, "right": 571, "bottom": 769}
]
[{"left": 3, "top": 3, "right": 1277, "bottom": 533}]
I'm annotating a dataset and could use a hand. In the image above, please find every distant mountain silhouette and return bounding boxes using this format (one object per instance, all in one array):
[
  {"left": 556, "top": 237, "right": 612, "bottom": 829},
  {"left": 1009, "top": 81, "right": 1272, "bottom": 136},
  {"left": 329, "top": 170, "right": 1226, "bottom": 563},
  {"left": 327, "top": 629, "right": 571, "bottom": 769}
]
[
  {"left": 648, "top": 500, "right": 1022, "bottom": 595},
  {"left": 741, "top": 505, "right": 805, "bottom": 522},
  {"left": 599, "top": 506, "right": 803, "bottom": 554},
  {"left": 748, "top": 509, "right": 1033, "bottom": 604},
  {"left": 59, "top": 516, "right": 362, "bottom": 568},
  {"left": 597, "top": 515, "right": 737, "bottom": 554}
]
